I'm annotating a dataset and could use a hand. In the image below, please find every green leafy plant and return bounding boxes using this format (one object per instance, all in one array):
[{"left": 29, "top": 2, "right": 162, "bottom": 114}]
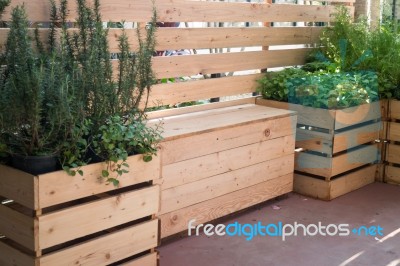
[
  {"left": 257, "top": 68, "right": 307, "bottom": 102},
  {"left": 0, "top": 4, "right": 83, "bottom": 157},
  {"left": 92, "top": 114, "right": 161, "bottom": 186}
]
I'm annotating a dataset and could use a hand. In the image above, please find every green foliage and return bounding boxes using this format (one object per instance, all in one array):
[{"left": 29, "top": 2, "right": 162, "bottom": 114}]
[
  {"left": 257, "top": 68, "right": 307, "bottom": 102},
  {"left": 92, "top": 114, "right": 161, "bottom": 185},
  {"left": 288, "top": 71, "right": 378, "bottom": 109},
  {"left": 257, "top": 67, "right": 378, "bottom": 110},
  {"left": 0, "top": 1, "right": 162, "bottom": 184},
  {"left": 316, "top": 6, "right": 400, "bottom": 99},
  {"left": 0, "top": 5, "right": 82, "bottom": 156}
]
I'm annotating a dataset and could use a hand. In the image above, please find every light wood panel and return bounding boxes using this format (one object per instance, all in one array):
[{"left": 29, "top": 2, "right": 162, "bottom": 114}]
[
  {"left": 159, "top": 115, "right": 295, "bottom": 164},
  {"left": 162, "top": 136, "right": 294, "bottom": 189},
  {"left": 0, "top": 239, "right": 36, "bottom": 266},
  {"left": 161, "top": 154, "right": 294, "bottom": 214},
  {"left": 39, "top": 220, "right": 158, "bottom": 266},
  {"left": 150, "top": 48, "right": 312, "bottom": 78},
  {"left": 38, "top": 186, "right": 159, "bottom": 249},
  {"left": 160, "top": 173, "right": 293, "bottom": 238},
  {"left": 0, "top": 204, "right": 35, "bottom": 251},
  {"left": 295, "top": 144, "right": 379, "bottom": 179},
  {"left": 294, "top": 164, "right": 376, "bottom": 201},
  {"left": 38, "top": 154, "right": 160, "bottom": 208},
  {"left": 0, "top": 166, "right": 37, "bottom": 210},
  {"left": 390, "top": 100, "right": 400, "bottom": 120},
  {"left": 386, "top": 144, "right": 400, "bottom": 165},
  {"left": 147, "top": 74, "right": 262, "bottom": 107},
  {"left": 152, "top": 104, "right": 295, "bottom": 140},
  {"left": 385, "top": 165, "right": 400, "bottom": 185},
  {"left": 3, "top": 1, "right": 353, "bottom": 23},
  {"left": 120, "top": 252, "right": 158, "bottom": 266}
]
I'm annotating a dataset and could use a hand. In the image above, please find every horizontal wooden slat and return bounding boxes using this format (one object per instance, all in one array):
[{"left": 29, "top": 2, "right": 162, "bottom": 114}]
[
  {"left": 152, "top": 104, "right": 295, "bottom": 141},
  {"left": 257, "top": 98, "right": 336, "bottom": 130},
  {"left": 0, "top": 204, "right": 35, "bottom": 251},
  {"left": 388, "top": 122, "right": 400, "bottom": 142},
  {"left": 0, "top": 239, "right": 36, "bottom": 266},
  {"left": 3, "top": 1, "right": 352, "bottom": 23},
  {"left": 0, "top": 26, "right": 322, "bottom": 53},
  {"left": 38, "top": 185, "right": 159, "bottom": 249},
  {"left": 294, "top": 164, "right": 376, "bottom": 201},
  {"left": 295, "top": 144, "right": 379, "bottom": 179},
  {"left": 38, "top": 154, "right": 160, "bottom": 208},
  {"left": 334, "top": 101, "right": 381, "bottom": 130},
  {"left": 296, "top": 128, "right": 333, "bottom": 154},
  {"left": 160, "top": 114, "right": 296, "bottom": 164},
  {"left": 385, "top": 165, "right": 400, "bottom": 185},
  {"left": 160, "top": 154, "right": 294, "bottom": 214},
  {"left": 39, "top": 219, "right": 158, "bottom": 266},
  {"left": 390, "top": 100, "right": 400, "bottom": 120},
  {"left": 160, "top": 173, "right": 293, "bottom": 238},
  {"left": 0, "top": 166, "right": 37, "bottom": 210},
  {"left": 333, "top": 122, "right": 381, "bottom": 154},
  {"left": 162, "top": 135, "right": 294, "bottom": 190},
  {"left": 386, "top": 144, "right": 400, "bottom": 164},
  {"left": 120, "top": 252, "right": 158, "bottom": 266},
  {"left": 148, "top": 74, "right": 262, "bottom": 107},
  {"left": 147, "top": 97, "right": 256, "bottom": 120},
  {"left": 150, "top": 48, "right": 312, "bottom": 78}
]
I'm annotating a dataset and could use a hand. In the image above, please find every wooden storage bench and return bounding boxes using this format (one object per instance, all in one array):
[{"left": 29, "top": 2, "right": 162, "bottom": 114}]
[
  {"left": 148, "top": 100, "right": 296, "bottom": 238},
  {"left": 257, "top": 99, "right": 381, "bottom": 200},
  {"left": 0, "top": 154, "right": 160, "bottom": 266}
]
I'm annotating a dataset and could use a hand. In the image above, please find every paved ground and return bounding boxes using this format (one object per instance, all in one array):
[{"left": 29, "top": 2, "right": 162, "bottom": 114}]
[{"left": 159, "top": 182, "right": 400, "bottom": 266}]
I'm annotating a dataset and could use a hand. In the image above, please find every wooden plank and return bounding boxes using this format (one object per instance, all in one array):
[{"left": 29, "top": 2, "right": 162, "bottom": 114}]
[
  {"left": 256, "top": 98, "right": 336, "bottom": 130},
  {"left": 385, "top": 165, "right": 400, "bottom": 185},
  {"left": 0, "top": 166, "right": 37, "bottom": 210},
  {"left": 38, "top": 154, "right": 160, "bottom": 208},
  {"left": 334, "top": 101, "right": 381, "bottom": 130},
  {"left": 333, "top": 122, "right": 381, "bottom": 154},
  {"left": 162, "top": 136, "right": 295, "bottom": 190},
  {"left": 160, "top": 173, "right": 293, "bottom": 238},
  {"left": 151, "top": 48, "right": 312, "bottom": 79},
  {"left": 39, "top": 219, "right": 158, "bottom": 266},
  {"left": 380, "top": 99, "right": 389, "bottom": 121},
  {"left": 0, "top": 204, "right": 35, "bottom": 251},
  {"left": 294, "top": 164, "right": 376, "bottom": 200},
  {"left": 152, "top": 104, "right": 295, "bottom": 140},
  {"left": 2, "top": 1, "right": 351, "bottom": 23},
  {"left": 331, "top": 144, "right": 378, "bottom": 177},
  {"left": 160, "top": 154, "right": 294, "bottom": 214},
  {"left": 160, "top": 115, "right": 296, "bottom": 164},
  {"left": 296, "top": 128, "right": 333, "bottom": 154},
  {"left": 0, "top": 26, "right": 322, "bottom": 53},
  {"left": 147, "top": 74, "right": 263, "bottom": 108},
  {"left": 147, "top": 97, "right": 256, "bottom": 120},
  {"left": 386, "top": 144, "right": 400, "bottom": 164},
  {"left": 295, "top": 144, "right": 379, "bottom": 179},
  {"left": 390, "top": 100, "right": 400, "bottom": 120},
  {"left": 38, "top": 186, "right": 159, "bottom": 249},
  {"left": 330, "top": 164, "right": 376, "bottom": 199},
  {"left": 119, "top": 252, "right": 158, "bottom": 266},
  {"left": 0, "top": 239, "right": 36, "bottom": 266},
  {"left": 388, "top": 122, "right": 400, "bottom": 142}
]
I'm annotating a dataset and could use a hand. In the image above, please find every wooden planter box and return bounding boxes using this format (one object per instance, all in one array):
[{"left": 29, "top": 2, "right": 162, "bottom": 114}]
[
  {"left": 0, "top": 154, "right": 161, "bottom": 266},
  {"left": 256, "top": 98, "right": 381, "bottom": 200},
  {"left": 383, "top": 99, "right": 400, "bottom": 185}
]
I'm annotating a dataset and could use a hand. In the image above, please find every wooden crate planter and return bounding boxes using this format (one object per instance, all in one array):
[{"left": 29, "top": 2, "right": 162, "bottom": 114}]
[
  {"left": 256, "top": 98, "right": 381, "bottom": 200},
  {"left": 0, "top": 154, "right": 160, "bottom": 266},
  {"left": 383, "top": 100, "right": 400, "bottom": 185}
]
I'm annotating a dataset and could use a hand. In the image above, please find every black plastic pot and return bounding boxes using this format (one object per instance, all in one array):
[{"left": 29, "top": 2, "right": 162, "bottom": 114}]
[{"left": 11, "top": 154, "right": 59, "bottom": 175}]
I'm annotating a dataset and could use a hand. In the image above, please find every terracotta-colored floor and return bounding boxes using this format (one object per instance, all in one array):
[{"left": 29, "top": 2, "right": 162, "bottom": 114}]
[{"left": 159, "top": 182, "right": 400, "bottom": 266}]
